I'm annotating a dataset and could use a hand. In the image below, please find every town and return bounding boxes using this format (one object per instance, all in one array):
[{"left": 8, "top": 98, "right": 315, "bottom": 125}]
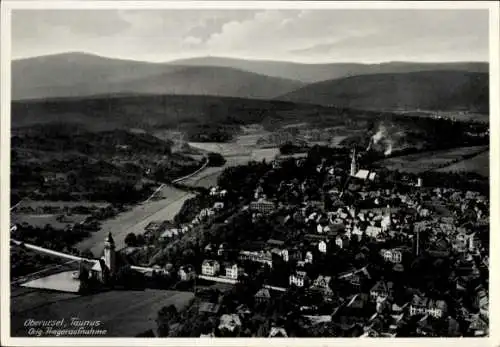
[
  {"left": 6, "top": 6, "right": 492, "bottom": 341},
  {"left": 11, "top": 142, "right": 490, "bottom": 338}
]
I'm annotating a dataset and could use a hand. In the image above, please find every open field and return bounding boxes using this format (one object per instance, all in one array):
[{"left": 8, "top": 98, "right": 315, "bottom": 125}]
[
  {"left": 21, "top": 270, "right": 81, "bottom": 293},
  {"left": 188, "top": 141, "right": 251, "bottom": 156},
  {"left": 180, "top": 145, "right": 280, "bottom": 188},
  {"left": 376, "top": 146, "right": 489, "bottom": 174},
  {"left": 75, "top": 185, "right": 194, "bottom": 256},
  {"left": 11, "top": 214, "right": 90, "bottom": 230},
  {"left": 11, "top": 288, "right": 194, "bottom": 337},
  {"left": 436, "top": 150, "right": 489, "bottom": 177}
]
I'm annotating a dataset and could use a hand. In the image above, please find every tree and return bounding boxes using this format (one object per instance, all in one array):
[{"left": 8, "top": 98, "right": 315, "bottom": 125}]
[
  {"left": 124, "top": 232, "right": 137, "bottom": 247},
  {"left": 207, "top": 152, "right": 226, "bottom": 167},
  {"left": 156, "top": 304, "right": 179, "bottom": 337}
]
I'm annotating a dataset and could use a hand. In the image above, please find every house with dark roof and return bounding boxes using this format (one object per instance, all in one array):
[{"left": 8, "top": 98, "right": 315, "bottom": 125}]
[
  {"left": 268, "top": 326, "right": 288, "bottom": 337},
  {"left": 468, "top": 314, "right": 488, "bottom": 336},
  {"left": 254, "top": 288, "right": 271, "bottom": 304},
  {"left": 409, "top": 294, "right": 448, "bottom": 318},
  {"left": 369, "top": 281, "right": 394, "bottom": 302},
  {"left": 310, "top": 275, "right": 334, "bottom": 299},
  {"left": 198, "top": 302, "right": 221, "bottom": 315},
  {"left": 178, "top": 265, "right": 196, "bottom": 281}
]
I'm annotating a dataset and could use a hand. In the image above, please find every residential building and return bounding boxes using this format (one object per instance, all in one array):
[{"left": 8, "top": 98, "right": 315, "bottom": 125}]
[
  {"left": 381, "top": 249, "right": 403, "bottom": 263},
  {"left": 271, "top": 248, "right": 289, "bottom": 262},
  {"left": 366, "top": 226, "right": 382, "bottom": 238},
  {"left": 238, "top": 250, "right": 273, "bottom": 267},
  {"left": 218, "top": 243, "right": 228, "bottom": 257},
  {"left": 198, "top": 302, "right": 221, "bottom": 315},
  {"left": 468, "top": 314, "right": 488, "bottom": 336},
  {"left": 312, "top": 275, "right": 332, "bottom": 290},
  {"left": 305, "top": 251, "right": 313, "bottom": 264},
  {"left": 250, "top": 199, "right": 276, "bottom": 214},
  {"left": 201, "top": 259, "right": 220, "bottom": 276},
  {"left": 254, "top": 288, "right": 271, "bottom": 304},
  {"left": 267, "top": 239, "right": 285, "bottom": 248},
  {"left": 213, "top": 202, "right": 225, "bottom": 210},
  {"left": 370, "top": 280, "right": 394, "bottom": 301},
  {"left": 409, "top": 295, "right": 448, "bottom": 318},
  {"left": 338, "top": 266, "right": 371, "bottom": 288},
  {"left": 318, "top": 240, "right": 328, "bottom": 253},
  {"left": 225, "top": 263, "right": 244, "bottom": 280},
  {"left": 335, "top": 235, "right": 349, "bottom": 249},
  {"left": 311, "top": 275, "right": 334, "bottom": 298},
  {"left": 268, "top": 327, "right": 288, "bottom": 337},
  {"left": 289, "top": 270, "right": 309, "bottom": 287},
  {"left": 159, "top": 227, "right": 181, "bottom": 241},
  {"left": 218, "top": 314, "right": 242, "bottom": 333},
  {"left": 454, "top": 231, "right": 478, "bottom": 253},
  {"left": 178, "top": 265, "right": 196, "bottom": 281}
]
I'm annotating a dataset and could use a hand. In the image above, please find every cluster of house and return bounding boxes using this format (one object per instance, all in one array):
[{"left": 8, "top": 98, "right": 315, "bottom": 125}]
[
  {"left": 144, "top": 192, "right": 228, "bottom": 243},
  {"left": 196, "top": 296, "right": 289, "bottom": 338},
  {"left": 151, "top": 148, "right": 489, "bottom": 337}
]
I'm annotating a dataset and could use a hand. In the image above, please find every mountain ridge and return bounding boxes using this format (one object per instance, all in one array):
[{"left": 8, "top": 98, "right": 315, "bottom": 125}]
[
  {"left": 278, "top": 70, "right": 489, "bottom": 113},
  {"left": 12, "top": 52, "right": 489, "bottom": 100}
]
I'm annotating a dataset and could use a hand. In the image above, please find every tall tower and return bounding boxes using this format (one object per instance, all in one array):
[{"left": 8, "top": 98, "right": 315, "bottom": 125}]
[
  {"left": 415, "top": 228, "right": 420, "bottom": 256},
  {"left": 104, "top": 232, "right": 116, "bottom": 274},
  {"left": 350, "top": 147, "right": 357, "bottom": 177}
]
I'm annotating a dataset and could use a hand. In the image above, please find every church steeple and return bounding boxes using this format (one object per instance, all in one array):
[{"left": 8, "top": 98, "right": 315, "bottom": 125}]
[
  {"left": 104, "top": 232, "right": 116, "bottom": 274},
  {"left": 350, "top": 147, "right": 357, "bottom": 177}
]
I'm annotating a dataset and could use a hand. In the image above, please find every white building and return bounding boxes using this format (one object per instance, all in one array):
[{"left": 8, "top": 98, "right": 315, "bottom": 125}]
[
  {"left": 318, "top": 240, "right": 327, "bottom": 254},
  {"left": 305, "top": 251, "right": 313, "bottom": 264},
  {"left": 335, "top": 235, "right": 349, "bottom": 249},
  {"left": 289, "top": 271, "right": 309, "bottom": 287},
  {"left": 202, "top": 260, "right": 220, "bottom": 276},
  {"left": 225, "top": 264, "right": 243, "bottom": 280},
  {"left": 381, "top": 249, "right": 403, "bottom": 264},
  {"left": 366, "top": 226, "right": 382, "bottom": 238}
]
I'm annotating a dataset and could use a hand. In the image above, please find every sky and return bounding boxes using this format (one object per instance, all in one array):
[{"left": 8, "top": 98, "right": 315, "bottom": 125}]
[{"left": 12, "top": 9, "right": 489, "bottom": 63}]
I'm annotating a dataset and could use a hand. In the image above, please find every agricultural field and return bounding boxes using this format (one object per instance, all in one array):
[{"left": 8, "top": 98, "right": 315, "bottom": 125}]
[
  {"left": 11, "top": 214, "right": 90, "bottom": 231},
  {"left": 75, "top": 185, "right": 194, "bottom": 256},
  {"left": 376, "top": 146, "right": 489, "bottom": 174},
  {"left": 11, "top": 288, "right": 194, "bottom": 337},
  {"left": 188, "top": 141, "right": 251, "bottom": 156},
  {"left": 179, "top": 146, "right": 279, "bottom": 189},
  {"left": 436, "top": 150, "right": 489, "bottom": 177}
]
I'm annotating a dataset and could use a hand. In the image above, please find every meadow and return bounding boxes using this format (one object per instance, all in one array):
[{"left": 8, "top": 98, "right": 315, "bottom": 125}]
[
  {"left": 436, "top": 150, "right": 489, "bottom": 177},
  {"left": 376, "top": 146, "right": 489, "bottom": 174}
]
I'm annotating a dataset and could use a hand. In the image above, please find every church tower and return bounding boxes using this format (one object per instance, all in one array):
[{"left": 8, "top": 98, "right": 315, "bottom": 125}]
[
  {"left": 104, "top": 232, "right": 116, "bottom": 275},
  {"left": 350, "top": 147, "right": 357, "bottom": 177}
]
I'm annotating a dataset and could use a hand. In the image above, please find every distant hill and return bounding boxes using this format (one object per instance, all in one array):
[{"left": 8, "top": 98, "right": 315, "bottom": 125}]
[
  {"left": 169, "top": 56, "right": 489, "bottom": 83},
  {"left": 11, "top": 94, "right": 332, "bottom": 130},
  {"left": 278, "top": 71, "right": 489, "bottom": 113},
  {"left": 12, "top": 52, "right": 304, "bottom": 100},
  {"left": 13, "top": 53, "right": 489, "bottom": 100}
]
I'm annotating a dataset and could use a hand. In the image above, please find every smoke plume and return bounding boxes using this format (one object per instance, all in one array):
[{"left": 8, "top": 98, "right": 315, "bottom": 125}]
[
  {"left": 372, "top": 125, "right": 387, "bottom": 144},
  {"left": 384, "top": 141, "right": 393, "bottom": 156}
]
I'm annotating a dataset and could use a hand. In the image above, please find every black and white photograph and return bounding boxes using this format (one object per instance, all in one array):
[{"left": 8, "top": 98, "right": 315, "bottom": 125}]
[{"left": 1, "top": 1, "right": 499, "bottom": 344}]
